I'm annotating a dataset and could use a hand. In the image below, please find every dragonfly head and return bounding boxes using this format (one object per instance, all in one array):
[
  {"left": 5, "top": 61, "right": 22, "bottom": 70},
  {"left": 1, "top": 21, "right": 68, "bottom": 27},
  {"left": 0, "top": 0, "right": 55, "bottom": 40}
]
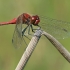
[{"left": 31, "top": 15, "right": 40, "bottom": 26}]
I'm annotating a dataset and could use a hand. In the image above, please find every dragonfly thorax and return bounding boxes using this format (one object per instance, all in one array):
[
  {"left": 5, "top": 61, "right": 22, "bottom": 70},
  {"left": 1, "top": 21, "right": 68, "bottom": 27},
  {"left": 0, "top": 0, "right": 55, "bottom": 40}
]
[{"left": 23, "top": 13, "right": 32, "bottom": 25}]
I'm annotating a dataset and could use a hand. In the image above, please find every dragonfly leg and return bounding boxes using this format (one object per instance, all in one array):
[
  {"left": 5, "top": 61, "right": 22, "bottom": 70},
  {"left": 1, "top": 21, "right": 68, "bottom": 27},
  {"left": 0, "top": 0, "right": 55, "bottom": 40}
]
[
  {"left": 22, "top": 25, "right": 29, "bottom": 36},
  {"left": 27, "top": 24, "right": 41, "bottom": 36},
  {"left": 30, "top": 25, "right": 35, "bottom": 32},
  {"left": 30, "top": 25, "right": 41, "bottom": 32},
  {"left": 22, "top": 25, "right": 31, "bottom": 41}
]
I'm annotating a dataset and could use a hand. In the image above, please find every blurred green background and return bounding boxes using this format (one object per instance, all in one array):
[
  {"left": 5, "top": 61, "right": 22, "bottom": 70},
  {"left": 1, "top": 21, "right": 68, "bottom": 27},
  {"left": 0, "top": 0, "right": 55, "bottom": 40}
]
[{"left": 0, "top": 0, "right": 70, "bottom": 70}]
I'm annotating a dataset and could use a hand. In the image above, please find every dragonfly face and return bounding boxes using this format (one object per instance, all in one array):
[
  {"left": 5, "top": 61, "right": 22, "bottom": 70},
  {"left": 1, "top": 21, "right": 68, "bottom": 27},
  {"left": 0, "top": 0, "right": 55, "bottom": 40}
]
[{"left": 31, "top": 15, "right": 40, "bottom": 26}]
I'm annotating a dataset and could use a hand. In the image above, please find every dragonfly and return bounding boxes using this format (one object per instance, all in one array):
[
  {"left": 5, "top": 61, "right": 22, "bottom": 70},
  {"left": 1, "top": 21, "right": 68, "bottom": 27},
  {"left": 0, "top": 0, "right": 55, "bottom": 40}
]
[
  {"left": 0, "top": 13, "right": 70, "bottom": 48},
  {"left": 0, "top": 13, "right": 40, "bottom": 48}
]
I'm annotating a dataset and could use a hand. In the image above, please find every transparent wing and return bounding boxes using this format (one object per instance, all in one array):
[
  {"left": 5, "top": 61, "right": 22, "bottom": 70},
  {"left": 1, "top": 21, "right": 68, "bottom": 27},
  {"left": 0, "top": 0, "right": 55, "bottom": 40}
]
[
  {"left": 40, "top": 17, "right": 70, "bottom": 39},
  {"left": 12, "top": 15, "right": 23, "bottom": 48}
]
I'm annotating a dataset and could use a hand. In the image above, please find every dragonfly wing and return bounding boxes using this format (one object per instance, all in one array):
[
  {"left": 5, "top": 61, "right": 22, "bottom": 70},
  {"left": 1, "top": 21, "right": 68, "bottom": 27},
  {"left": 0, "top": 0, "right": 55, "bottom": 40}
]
[
  {"left": 40, "top": 17, "right": 70, "bottom": 39},
  {"left": 12, "top": 15, "right": 23, "bottom": 48}
]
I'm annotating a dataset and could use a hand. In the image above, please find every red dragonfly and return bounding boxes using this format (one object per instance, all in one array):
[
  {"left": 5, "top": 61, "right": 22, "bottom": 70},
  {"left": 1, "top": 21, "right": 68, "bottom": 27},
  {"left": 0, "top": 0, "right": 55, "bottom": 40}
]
[
  {"left": 0, "top": 13, "right": 40, "bottom": 48},
  {"left": 0, "top": 13, "right": 70, "bottom": 48}
]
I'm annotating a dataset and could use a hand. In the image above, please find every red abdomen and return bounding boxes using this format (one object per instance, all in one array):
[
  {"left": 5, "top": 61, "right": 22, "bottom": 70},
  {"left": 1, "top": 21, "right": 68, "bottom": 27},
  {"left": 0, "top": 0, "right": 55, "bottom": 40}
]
[{"left": 0, "top": 18, "right": 17, "bottom": 26}]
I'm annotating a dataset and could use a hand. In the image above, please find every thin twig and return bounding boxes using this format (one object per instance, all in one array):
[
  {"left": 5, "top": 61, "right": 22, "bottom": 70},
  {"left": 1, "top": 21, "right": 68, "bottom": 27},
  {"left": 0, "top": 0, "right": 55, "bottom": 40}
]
[
  {"left": 42, "top": 31, "right": 70, "bottom": 62},
  {"left": 15, "top": 29, "right": 42, "bottom": 70}
]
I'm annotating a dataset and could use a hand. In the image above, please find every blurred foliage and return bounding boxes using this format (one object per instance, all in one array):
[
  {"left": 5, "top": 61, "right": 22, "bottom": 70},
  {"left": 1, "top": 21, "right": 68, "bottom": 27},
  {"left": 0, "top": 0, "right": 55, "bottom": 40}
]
[{"left": 0, "top": 0, "right": 70, "bottom": 70}]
